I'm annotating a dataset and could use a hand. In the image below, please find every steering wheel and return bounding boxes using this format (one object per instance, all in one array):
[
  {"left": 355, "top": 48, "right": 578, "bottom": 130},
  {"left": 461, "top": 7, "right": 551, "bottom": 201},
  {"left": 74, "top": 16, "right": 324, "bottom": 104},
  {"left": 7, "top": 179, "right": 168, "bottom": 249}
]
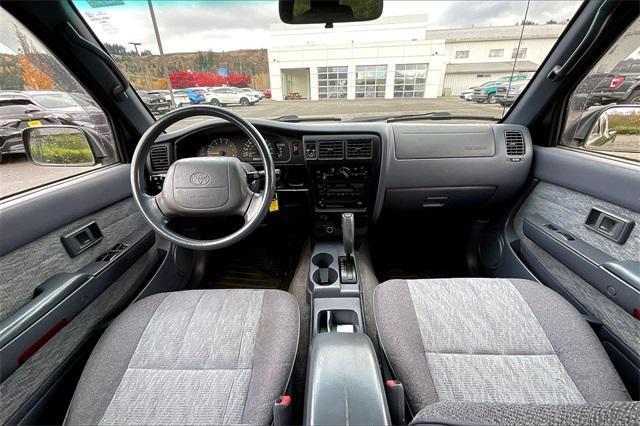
[{"left": 130, "top": 105, "right": 275, "bottom": 250}]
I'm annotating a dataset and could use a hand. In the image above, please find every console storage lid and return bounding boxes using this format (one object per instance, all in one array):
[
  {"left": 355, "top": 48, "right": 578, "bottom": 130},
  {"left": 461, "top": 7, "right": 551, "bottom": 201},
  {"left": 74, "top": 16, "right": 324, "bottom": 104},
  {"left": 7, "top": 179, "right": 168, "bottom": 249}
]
[{"left": 304, "top": 332, "right": 390, "bottom": 425}]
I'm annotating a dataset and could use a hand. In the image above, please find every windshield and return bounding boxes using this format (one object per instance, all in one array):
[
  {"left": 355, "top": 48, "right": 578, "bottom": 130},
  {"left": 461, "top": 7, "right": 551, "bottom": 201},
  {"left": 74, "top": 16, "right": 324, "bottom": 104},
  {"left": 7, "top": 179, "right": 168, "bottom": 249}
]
[{"left": 74, "top": 0, "right": 581, "bottom": 126}]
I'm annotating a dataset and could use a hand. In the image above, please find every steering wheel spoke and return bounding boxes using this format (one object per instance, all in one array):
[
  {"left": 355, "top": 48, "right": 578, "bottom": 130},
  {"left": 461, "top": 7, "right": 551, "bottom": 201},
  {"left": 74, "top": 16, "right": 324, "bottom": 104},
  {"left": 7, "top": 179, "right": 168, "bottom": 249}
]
[
  {"left": 140, "top": 194, "right": 169, "bottom": 224},
  {"left": 243, "top": 192, "right": 267, "bottom": 224}
]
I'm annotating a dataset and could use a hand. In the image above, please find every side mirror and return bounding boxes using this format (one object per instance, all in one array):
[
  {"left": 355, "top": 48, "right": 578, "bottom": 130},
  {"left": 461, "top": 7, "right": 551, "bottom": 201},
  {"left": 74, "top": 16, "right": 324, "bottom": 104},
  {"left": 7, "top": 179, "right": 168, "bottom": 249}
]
[
  {"left": 585, "top": 105, "right": 639, "bottom": 149},
  {"left": 279, "top": 0, "right": 383, "bottom": 26},
  {"left": 22, "top": 125, "right": 102, "bottom": 167},
  {"left": 564, "top": 105, "right": 640, "bottom": 149}
]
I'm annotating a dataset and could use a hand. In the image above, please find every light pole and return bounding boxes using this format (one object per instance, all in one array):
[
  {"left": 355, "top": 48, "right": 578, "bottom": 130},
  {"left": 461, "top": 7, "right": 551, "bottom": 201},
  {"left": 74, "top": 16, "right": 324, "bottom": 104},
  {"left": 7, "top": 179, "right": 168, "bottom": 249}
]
[
  {"left": 128, "top": 41, "right": 141, "bottom": 56},
  {"left": 147, "top": 0, "right": 175, "bottom": 106}
]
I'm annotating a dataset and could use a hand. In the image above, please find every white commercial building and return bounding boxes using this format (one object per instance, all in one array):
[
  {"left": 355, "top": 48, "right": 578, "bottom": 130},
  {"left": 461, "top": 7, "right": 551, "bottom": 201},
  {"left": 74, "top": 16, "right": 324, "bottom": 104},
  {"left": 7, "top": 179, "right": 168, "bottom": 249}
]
[
  {"left": 267, "top": 16, "right": 565, "bottom": 100},
  {"left": 431, "top": 25, "right": 565, "bottom": 95}
]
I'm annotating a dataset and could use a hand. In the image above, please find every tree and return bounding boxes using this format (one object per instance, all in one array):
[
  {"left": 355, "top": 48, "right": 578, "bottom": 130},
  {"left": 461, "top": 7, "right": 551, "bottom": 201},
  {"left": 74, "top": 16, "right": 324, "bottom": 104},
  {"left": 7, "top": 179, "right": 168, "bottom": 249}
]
[
  {"left": 227, "top": 73, "right": 251, "bottom": 87},
  {"left": 0, "top": 54, "right": 24, "bottom": 90},
  {"left": 192, "top": 72, "right": 225, "bottom": 87},
  {"left": 169, "top": 71, "right": 195, "bottom": 88},
  {"left": 150, "top": 77, "right": 168, "bottom": 90},
  {"left": 18, "top": 56, "right": 53, "bottom": 90}
]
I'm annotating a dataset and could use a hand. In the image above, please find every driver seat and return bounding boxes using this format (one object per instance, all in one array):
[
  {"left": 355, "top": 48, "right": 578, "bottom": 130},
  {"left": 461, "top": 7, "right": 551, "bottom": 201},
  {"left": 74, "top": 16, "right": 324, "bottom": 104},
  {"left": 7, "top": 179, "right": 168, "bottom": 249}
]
[{"left": 64, "top": 289, "right": 299, "bottom": 425}]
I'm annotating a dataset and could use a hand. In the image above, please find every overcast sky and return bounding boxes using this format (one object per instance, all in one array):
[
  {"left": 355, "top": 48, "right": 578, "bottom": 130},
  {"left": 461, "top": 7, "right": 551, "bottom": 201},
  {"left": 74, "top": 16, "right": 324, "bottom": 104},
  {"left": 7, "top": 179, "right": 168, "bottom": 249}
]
[{"left": 71, "top": 0, "right": 582, "bottom": 54}]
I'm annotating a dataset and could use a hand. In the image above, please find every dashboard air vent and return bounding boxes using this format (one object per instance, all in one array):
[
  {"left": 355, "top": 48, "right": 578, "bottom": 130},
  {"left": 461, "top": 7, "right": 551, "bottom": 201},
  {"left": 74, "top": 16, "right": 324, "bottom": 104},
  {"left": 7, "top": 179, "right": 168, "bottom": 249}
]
[
  {"left": 317, "top": 140, "right": 344, "bottom": 160},
  {"left": 346, "top": 139, "right": 373, "bottom": 159},
  {"left": 150, "top": 145, "right": 170, "bottom": 172},
  {"left": 504, "top": 130, "right": 525, "bottom": 156}
]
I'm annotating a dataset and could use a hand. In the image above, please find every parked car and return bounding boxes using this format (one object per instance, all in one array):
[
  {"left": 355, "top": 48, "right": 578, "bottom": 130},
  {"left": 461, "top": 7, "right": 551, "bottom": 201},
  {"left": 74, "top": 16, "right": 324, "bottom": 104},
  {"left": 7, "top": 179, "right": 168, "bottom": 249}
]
[
  {"left": 177, "top": 88, "right": 206, "bottom": 104},
  {"left": 572, "top": 58, "right": 640, "bottom": 108},
  {"left": 471, "top": 75, "right": 529, "bottom": 103},
  {"left": 494, "top": 79, "right": 531, "bottom": 106},
  {"left": 0, "top": 97, "right": 69, "bottom": 162},
  {"left": 263, "top": 88, "right": 272, "bottom": 98},
  {"left": 205, "top": 87, "right": 260, "bottom": 106},
  {"left": 237, "top": 87, "right": 264, "bottom": 99},
  {"left": 0, "top": 90, "right": 111, "bottom": 138},
  {"left": 138, "top": 91, "right": 171, "bottom": 115},
  {"left": 460, "top": 81, "right": 497, "bottom": 101},
  {"left": 147, "top": 90, "right": 191, "bottom": 107}
]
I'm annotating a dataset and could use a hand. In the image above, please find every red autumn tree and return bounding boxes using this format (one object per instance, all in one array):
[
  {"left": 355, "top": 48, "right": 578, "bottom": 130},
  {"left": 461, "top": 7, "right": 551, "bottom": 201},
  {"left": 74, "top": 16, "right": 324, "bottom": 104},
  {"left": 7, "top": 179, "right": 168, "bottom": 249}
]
[
  {"left": 169, "top": 70, "right": 252, "bottom": 89},
  {"left": 227, "top": 73, "right": 251, "bottom": 88},
  {"left": 169, "top": 71, "right": 195, "bottom": 88},
  {"left": 192, "top": 72, "right": 225, "bottom": 87}
]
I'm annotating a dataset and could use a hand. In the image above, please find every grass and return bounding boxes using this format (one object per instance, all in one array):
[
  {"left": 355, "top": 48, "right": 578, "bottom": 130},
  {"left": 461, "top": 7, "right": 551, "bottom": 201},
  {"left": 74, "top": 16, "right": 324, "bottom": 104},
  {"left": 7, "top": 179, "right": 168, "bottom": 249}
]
[{"left": 608, "top": 113, "right": 640, "bottom": 135}]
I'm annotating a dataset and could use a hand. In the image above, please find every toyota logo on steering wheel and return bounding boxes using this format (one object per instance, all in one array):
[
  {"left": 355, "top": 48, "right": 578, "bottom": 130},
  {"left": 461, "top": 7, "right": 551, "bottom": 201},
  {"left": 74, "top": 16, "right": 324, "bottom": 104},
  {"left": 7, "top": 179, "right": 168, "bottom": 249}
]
[{"left": 189, "top": 172, "right": 211, "bottom": 186}]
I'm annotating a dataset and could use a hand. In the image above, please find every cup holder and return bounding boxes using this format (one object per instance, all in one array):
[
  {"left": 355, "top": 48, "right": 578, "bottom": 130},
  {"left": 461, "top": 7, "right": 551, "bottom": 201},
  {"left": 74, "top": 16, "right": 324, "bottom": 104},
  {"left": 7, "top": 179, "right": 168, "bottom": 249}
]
[
  {"left": 312, "top": 253, "right": 334, "bottom": 268},
  {"left": 313, "top": 268, "right": 338, "bottom": 286}
]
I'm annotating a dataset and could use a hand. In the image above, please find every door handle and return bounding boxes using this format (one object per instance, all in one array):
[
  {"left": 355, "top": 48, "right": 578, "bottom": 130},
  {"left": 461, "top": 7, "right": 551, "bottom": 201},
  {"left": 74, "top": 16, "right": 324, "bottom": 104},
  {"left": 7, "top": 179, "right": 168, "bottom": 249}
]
[
  {"left": 61, "top": 221, "right": 103, "bottom": 257},
  {"left": 585, "top": 207, "right": 634, "bottom": 244}
]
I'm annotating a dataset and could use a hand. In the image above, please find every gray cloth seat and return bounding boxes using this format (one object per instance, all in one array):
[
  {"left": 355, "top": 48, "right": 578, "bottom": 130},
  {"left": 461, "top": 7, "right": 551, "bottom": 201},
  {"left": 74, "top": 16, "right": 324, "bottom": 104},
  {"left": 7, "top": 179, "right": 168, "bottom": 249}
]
[
  {"left": 373, "top": 278, "right": 632, "bottom": 420},
  {"left": 65, "top": 289, "right": 299, "bottom": 425}
]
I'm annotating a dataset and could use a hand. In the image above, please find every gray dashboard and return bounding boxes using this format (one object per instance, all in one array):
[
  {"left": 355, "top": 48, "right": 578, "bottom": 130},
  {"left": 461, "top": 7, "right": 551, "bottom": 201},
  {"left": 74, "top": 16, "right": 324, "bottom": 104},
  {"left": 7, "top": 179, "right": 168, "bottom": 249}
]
[{"left": 148, "top": 119, "right": 532, "bottom": 222}]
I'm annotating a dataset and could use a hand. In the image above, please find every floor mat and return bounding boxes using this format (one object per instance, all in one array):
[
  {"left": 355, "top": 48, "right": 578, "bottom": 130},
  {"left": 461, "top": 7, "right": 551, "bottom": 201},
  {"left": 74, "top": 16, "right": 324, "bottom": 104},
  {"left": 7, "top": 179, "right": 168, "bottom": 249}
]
[
  {"left": 201, "top": 225, "right": 305, "bottom": 292},
  {"left": 210, "top": 250, "right": 284, "bottom": 290}
]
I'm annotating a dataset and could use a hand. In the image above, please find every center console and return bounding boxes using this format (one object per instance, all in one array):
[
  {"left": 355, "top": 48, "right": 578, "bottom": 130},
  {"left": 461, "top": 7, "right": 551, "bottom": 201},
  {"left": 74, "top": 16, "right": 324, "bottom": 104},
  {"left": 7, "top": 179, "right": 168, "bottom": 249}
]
[
  {"left": 303, "top": 134, "right": 381, "bottom": 237},
  {"left": 303, "top": 213, "right": 391, "bottom": 426}
]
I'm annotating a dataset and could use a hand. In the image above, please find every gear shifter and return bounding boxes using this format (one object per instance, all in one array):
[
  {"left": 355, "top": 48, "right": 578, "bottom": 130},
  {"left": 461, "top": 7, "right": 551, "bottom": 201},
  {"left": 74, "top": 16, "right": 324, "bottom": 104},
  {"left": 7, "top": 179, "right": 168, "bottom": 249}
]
[
  {"left": 339, "top": 213, "right": 357, "bottom": 283},
  {"left": 342, "top": 213, "right": 354, "bottom": 257}
]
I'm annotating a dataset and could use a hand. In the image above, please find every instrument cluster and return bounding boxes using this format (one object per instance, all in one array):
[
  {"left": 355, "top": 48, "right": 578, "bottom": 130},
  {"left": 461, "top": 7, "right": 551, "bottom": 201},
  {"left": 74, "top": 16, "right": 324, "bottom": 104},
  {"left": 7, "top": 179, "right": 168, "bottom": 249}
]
[{"left": 195, "top": 133, "right": 291, "bottom": 163}]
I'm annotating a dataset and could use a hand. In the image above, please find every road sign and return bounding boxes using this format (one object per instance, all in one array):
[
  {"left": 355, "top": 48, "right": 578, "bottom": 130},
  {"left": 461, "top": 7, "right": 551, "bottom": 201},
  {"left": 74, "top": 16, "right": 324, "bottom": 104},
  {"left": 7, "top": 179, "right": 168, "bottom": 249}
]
[
  {"left": 87, "top": 0, "right": 124, "bottom": 8},
  {"left": 217, "top": 67, "right": 229, "bottom": 77}
]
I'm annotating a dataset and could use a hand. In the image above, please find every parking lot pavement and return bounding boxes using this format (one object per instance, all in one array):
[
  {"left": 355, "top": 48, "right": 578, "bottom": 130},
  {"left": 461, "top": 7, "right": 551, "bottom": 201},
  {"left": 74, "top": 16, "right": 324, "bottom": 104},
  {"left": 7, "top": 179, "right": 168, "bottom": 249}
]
[
  {"left": 3, "top": 97, "right": 504, "bottom": 197},
  {"left": 168, "top": 96, "right": 506, "bottom": 130}
]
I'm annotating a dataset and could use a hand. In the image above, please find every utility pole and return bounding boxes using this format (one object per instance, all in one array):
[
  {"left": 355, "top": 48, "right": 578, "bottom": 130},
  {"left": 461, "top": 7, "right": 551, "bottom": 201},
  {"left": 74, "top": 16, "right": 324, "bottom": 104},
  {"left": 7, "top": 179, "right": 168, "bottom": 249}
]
[
  {"left": 147, "top": 0, "right": 175, "bottom": 106},
  {"left": 128, "top": 41, "right": 141, "bottom": 56}
]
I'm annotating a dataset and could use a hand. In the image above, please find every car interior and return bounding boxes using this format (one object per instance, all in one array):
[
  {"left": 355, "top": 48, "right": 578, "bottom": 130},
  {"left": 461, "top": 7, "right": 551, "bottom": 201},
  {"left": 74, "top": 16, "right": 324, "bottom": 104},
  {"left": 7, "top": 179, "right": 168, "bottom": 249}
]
[{"left": 0, "top": 0, "right": 638, "bottom": 425}]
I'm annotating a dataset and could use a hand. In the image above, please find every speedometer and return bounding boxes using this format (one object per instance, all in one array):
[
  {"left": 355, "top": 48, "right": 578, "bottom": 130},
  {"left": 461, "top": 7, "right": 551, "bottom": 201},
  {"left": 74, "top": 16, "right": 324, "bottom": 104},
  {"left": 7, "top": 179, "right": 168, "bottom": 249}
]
[
  {"left": 198, "top": 137, "right": 238, "bottom": 158},
  {"left": 241, "top": 139, "right": 275, "bottom": 162}
]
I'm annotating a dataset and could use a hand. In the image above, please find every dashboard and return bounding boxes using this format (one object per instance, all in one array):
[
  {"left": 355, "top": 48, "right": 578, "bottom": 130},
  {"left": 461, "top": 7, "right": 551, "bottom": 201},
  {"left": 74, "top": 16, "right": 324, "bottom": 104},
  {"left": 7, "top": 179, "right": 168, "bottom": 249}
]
[{"left": 148, "top": 119, "right": 533, "bottom": 227}]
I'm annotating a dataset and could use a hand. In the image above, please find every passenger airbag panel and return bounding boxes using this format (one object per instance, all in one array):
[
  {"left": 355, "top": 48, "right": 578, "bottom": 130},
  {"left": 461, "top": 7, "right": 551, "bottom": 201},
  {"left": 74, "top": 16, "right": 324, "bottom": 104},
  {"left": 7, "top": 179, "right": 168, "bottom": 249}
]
[{"left": 393, "top": 124, "right": 495, "bottom": 159}]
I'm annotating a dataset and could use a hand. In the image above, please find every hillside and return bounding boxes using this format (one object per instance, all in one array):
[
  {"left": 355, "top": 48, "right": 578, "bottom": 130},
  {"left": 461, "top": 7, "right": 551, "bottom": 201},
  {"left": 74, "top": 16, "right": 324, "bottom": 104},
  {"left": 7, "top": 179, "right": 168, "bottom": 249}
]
[{"left": 109, "top": 49, "right": 270, "bottom": 90}]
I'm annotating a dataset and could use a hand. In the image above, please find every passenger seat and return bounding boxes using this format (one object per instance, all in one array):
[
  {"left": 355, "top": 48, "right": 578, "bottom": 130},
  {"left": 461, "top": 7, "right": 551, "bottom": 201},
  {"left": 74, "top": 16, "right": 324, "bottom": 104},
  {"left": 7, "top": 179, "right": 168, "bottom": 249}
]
[{"left": 373, "top": 278, "right": 638, "bottom": 424}]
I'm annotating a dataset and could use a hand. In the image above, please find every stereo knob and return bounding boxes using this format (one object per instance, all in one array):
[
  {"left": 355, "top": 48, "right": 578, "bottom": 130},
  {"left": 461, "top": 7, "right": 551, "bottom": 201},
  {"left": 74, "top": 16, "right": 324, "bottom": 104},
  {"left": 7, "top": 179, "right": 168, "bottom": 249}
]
[{"left": 338, "top": 166, "right": 351, "bottom": 179}]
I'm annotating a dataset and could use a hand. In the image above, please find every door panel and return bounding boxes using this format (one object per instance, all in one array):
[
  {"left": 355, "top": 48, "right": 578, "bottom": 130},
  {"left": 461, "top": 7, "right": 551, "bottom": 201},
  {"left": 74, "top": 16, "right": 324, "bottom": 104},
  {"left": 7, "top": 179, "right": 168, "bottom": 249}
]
[
  {"left": 512, "top": 147, "right": 640, "bottom": 398},
  {"left": 0, "top": 165, "right": 159, "bottom": 422},
  {"left": 514, "top": 181, "right": 640, "bottom": 354},
  {"left": 0, "top": 198, "right": 146, "bottom": 322}
]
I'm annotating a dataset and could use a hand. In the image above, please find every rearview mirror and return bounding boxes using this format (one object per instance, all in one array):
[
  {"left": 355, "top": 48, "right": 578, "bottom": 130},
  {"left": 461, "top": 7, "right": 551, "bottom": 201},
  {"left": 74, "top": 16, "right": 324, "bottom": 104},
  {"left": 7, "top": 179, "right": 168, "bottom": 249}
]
[
  {"left": 585, "top": 105, "right": 640, "bottom": 149},
  {"left": 279, "top": 0, "right": 383, "bottom": 26},
  {"left": 23, "top": 126, "right": 96, "bottom": 167}
]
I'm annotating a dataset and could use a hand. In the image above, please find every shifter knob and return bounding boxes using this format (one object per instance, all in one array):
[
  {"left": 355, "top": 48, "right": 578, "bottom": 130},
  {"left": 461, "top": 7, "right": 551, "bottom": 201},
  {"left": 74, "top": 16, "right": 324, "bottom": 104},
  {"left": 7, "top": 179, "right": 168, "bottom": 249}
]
[{"left": 342, "top": 213, "right": 355, "bottom": 257}]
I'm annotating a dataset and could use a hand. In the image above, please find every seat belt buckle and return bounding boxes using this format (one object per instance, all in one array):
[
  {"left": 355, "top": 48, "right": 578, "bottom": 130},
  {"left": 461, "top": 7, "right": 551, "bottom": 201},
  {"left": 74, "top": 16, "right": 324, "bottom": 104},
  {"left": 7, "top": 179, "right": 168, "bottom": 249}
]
[
  {"left": 385, "top": 380, "right": 407, "bottom": 425},
  {"left": 273, "top": 395, "right": 292, "bottom": 426}
]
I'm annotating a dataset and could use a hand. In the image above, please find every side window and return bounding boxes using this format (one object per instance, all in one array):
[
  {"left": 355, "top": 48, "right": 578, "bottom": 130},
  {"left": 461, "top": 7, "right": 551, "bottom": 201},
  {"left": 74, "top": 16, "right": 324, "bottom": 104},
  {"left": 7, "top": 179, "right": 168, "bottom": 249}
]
[
  {"left": 0, "top": 8, "right": 117, "bottom": 198},
  {"left": 561, "top": 18, "right": 640, "bottom": 162}
]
